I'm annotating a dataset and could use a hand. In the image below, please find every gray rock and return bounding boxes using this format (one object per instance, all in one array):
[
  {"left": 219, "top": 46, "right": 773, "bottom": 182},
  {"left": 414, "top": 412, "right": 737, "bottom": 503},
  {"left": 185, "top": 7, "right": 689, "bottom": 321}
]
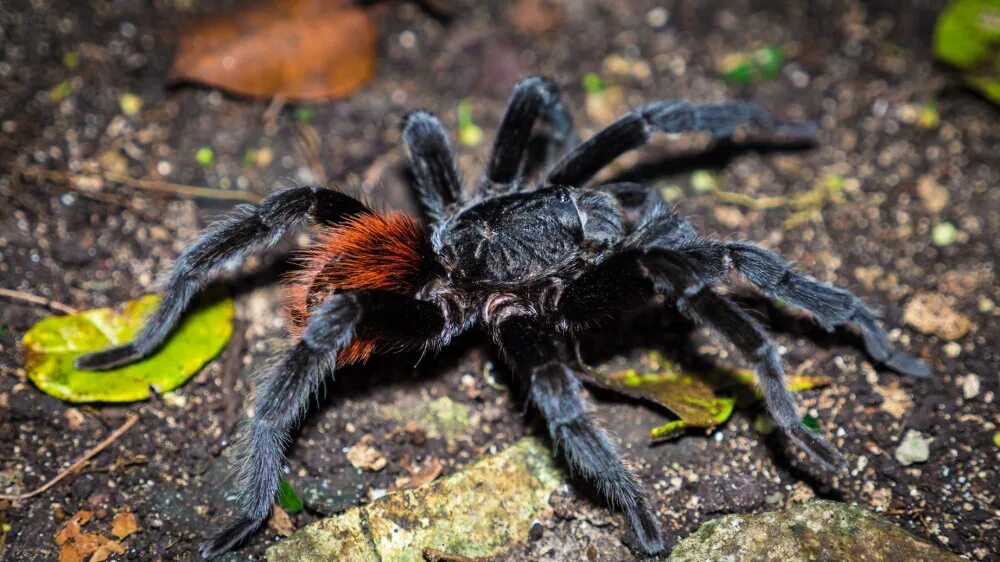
[
  {"left": 668, "top": 500, "right": 961, "bottom": 562},
  {"left": 268, "top": 437, "right": 564, "bottom": 562}
]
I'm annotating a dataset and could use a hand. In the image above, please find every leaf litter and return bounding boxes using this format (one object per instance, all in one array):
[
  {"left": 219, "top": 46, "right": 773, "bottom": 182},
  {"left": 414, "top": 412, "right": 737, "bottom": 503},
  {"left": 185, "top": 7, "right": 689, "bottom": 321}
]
[{"left": 582, "top": 351, "right": 831, "bottom": 441}]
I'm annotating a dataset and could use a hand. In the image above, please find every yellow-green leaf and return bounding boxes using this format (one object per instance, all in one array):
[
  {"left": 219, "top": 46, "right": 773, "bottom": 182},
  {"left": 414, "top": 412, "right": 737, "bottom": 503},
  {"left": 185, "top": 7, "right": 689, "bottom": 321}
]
[
  {"left": 23, "top": 293, "right": 233, "bottom": 402},
  {"left": 583, "top": 351, "right": 831, "bottom": 441}
]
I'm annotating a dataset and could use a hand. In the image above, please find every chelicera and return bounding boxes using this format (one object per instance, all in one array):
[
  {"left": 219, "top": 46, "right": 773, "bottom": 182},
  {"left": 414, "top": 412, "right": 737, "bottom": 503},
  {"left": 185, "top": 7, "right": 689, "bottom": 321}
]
[{"left": 76, "top": 76, "right": 929, "bottom": 558}]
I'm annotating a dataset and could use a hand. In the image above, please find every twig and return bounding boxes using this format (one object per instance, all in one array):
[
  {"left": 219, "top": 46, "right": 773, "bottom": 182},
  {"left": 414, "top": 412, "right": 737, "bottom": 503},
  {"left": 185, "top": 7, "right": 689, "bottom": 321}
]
[
  {"left": 16, "top": 165, "right": 262, "bottom": 204},
  {"left": 0, "top": 414, "right": 139, "bottom": 501},
  {"left": 0, "top": 288, "right": 79, "bottom": 315}
]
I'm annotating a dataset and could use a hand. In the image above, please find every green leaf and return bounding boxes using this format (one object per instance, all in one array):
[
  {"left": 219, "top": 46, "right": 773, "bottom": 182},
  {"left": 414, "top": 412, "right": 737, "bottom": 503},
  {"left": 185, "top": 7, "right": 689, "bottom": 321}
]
[
  {"left": 934, "top": 0, "right": 1000, "bottom": 103},
  {"left": 719, "top": 44, "right": 785, "bottom": 84},
  {"left": 582, "top": 72, "right": 608, "bottom": 94},
  {"left": 582, "top": 351, "right": 831, "bottom": 441},
  {"left": 23, "top": 293, "right": 233, "bottom": 402},
  {"left": 801, "top": 414, "right": 821, "bottom": 433},
  {"left": 196, "top": 147, "right": 215, "bottom": 167},
  {"left": 278, "top": 478, "right": 304, "bottom": 514},
  {"left": 294, "top": 107, "right": 317, "bottom": 123},
  {"left": 457, "top": 98, "right": 483, "bottom": 146}
]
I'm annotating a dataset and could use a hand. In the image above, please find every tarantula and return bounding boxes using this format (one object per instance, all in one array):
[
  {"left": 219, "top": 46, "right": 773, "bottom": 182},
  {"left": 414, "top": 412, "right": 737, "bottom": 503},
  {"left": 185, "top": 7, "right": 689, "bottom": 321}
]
[{"left": 76, "top": 76, "right": 929, "bottom": 558}]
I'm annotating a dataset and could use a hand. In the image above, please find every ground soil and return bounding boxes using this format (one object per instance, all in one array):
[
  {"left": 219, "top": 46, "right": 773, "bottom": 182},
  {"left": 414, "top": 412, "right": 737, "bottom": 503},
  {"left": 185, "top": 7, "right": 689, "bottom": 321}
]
[{"left": 1, "top": 0, "right": 997, "bottom": 561}]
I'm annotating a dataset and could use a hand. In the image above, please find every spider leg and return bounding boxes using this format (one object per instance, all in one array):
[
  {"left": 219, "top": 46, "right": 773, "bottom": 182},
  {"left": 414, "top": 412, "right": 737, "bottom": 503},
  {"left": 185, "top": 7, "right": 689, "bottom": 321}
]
[
  {"left": 75, "top": 186, "right": 369, "bottom": 371},
  {"left": 201, "top": 290, "right": 448, "bottom": 559},
  {"left": 675, "top": 240, "right": 930, "bottom": 378},
  {"left": 545, "top": 100, "right": 816, "bottom": 188},
  {"left": 401, "top": 111, "right": 463, "bottom": 223},
  {"left": 483, "top": 76, "right": 574, "bottom": 194},
  {"left": 559, "top": 248, "right": 847, "bottom": 472},
  {"left": 496, "top": 316, "right": 664, "bottom": 555}
]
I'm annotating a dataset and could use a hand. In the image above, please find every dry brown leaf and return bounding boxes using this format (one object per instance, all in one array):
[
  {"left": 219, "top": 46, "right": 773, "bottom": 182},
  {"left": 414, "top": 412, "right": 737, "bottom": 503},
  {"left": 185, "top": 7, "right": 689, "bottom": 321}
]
[
  {"left": 399, "top": 457, "right": 444, "bottom": 489},
  {"left": 267, "top": 505, "right": 295, "bottom": 537},
  {"left": 89, "top": 540, "right": 125, "bottom": 562},
  {"left": 903, "top": 292, "right": 972, "bottom": 340},
  {"left": 55, "top": 511, "right": 93, "bottom": 545},
  {"left": 347, "top": 437, "right": 387, "bottom": 471},
  {"left": 59, "top": 543, "right": 84, "bottom": 562},
  {"left": 110, "top": 510, "right": 139, "bottom": 540},
  {"left": 507, "top": 0, "right": 566, "bottom": 36},
  {"left": 171, "top": 0, "right": 376, "bottom": 100}
]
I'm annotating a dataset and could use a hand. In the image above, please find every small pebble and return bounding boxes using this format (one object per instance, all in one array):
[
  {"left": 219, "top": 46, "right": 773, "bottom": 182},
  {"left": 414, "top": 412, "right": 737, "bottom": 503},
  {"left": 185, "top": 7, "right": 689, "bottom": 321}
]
[{"left": 895, "top": 429, "right": 932, "bottom": 466}]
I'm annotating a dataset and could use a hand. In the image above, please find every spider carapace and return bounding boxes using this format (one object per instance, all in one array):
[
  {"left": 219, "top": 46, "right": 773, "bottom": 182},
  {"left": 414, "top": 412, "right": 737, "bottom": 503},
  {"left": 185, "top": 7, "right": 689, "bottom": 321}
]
[{"left": 75, "top": 76, "right": 930, "bottom": 559}]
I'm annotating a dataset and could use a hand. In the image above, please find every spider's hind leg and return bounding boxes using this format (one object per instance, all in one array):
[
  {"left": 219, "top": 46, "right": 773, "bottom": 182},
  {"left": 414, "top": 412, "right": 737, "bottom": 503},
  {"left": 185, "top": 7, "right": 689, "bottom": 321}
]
[
  {"left": 75, "top": 186, "right": 369, "bottom": 371},
  {"left": 496, "top": 316, "right": 664, "bottom": 555},
  {"left": 558, "top": 248, "right": 847, "bottom": 472},
  {"left": 679, "top": 240, "right": 930, "bottom": 378}
]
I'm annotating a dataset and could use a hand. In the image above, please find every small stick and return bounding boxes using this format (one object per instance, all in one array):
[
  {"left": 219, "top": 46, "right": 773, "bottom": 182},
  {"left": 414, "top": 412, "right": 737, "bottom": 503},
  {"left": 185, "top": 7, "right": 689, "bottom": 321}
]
[
  {"left": 16, "top": 166, "right": 262, "bottom": 204},
  {"left": 0, "top": 414, "right": 139, "bottom": 501},
  {"left": 0, "top": 288, "right": 79, "bottom": 315}
]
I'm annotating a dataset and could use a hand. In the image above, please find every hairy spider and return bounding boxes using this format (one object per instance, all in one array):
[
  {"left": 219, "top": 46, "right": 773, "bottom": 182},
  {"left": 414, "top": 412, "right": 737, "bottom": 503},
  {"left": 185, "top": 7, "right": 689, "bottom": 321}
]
[{"left": 76, "top": 76, "right": 929, "bottom": 558}]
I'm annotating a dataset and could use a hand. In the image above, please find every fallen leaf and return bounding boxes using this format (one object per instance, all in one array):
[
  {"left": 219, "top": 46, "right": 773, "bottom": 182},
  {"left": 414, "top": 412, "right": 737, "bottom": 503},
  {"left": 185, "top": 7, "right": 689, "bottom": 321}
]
[
  {"left": 582, "top": 351, "right": 831, "bottom": 441},
  {"left": 23, "top": 293, "right": 233, "bottom": 402},
  {"left": 110, "top": 510, "right": 138, "bottom": 540},
  {"left": 347, "top": 437, "right": 387, "bottom": 471},
  {"left": 399, "top": 457, "right": 444, "bottom": 489},
  {"left": 277, "top": 478, "right": 304, "bottom": 514},
  {"left": 507, "top": 0, "right": 566, "bottom": 36},
  {"left": 89, "top": 540, "right": 126, "bottom": 562},
  {"left": 718, "top": 45, "right": 784, "bottom": 84},
  {"left": 903, "top": 292, "right": 972, "bottom": 340},
  {"left": 934, "top": 0, "right": 1000, "bottom": 104},
  {"left": 171, "top": 0, "right": 377, "bottom": 100},
  {"left": 916, "top": 175, "right": 949, "bottom": 213},
  {"left": 268, "top": 505, "right": 295, "bottom": 537}
]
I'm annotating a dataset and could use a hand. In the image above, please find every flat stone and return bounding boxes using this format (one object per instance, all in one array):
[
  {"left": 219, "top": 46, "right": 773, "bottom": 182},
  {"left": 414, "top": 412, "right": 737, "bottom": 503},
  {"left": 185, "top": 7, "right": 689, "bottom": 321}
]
[
  {"left": 380, "top": 395, "right": 473, "bottom": 439},
  {"left": 668, "top": 500, "right": 961, "bottom": 562},
  {"left": 268, "top": 437, "right": 563, "bottom": 562}
]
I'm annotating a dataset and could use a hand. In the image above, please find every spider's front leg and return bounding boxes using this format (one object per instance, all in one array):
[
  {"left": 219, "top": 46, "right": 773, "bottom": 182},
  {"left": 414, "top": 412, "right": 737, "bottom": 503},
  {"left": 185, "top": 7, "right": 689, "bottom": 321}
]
[
  {"left": 483, "top": 76, "right": 574, "bottom": 194},
  {"left": 559, "top": 249, "right": 847, "bottom": 472},
  {"left": 493, "top": 314, "right": 665, "bottom": 556},
  {"left": 201, "top": 290, "right": 447, "bottom": 559},
  {"left": 75, "top": 186, "right": 369, "bottom": 371}
]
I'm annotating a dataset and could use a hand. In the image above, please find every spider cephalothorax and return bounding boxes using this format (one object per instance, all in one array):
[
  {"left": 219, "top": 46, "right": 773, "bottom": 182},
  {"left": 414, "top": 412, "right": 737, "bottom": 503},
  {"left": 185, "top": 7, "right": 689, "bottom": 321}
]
[{"left": 76, "top": 76, "right": 929, "bottom": 559}]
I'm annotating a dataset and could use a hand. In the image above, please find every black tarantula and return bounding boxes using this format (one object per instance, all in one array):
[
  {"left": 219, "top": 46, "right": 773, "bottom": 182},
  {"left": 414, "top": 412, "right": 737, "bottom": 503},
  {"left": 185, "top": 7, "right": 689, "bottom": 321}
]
[{"left": 76, "top": 76, "right": 929, "bottom": 558}]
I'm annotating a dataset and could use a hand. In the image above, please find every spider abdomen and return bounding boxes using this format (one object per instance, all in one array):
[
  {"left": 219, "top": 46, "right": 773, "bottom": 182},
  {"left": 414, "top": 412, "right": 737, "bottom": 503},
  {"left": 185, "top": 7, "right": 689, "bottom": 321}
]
[{"left": 285, "top": 211, "right": 430, "bottom": 363}]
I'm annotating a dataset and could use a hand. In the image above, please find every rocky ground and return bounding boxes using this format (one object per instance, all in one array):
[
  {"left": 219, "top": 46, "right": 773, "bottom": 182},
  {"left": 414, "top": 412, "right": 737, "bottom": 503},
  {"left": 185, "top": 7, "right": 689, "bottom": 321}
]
[{"left": 1, "top": 0, "right": 997, "bottom": 560}]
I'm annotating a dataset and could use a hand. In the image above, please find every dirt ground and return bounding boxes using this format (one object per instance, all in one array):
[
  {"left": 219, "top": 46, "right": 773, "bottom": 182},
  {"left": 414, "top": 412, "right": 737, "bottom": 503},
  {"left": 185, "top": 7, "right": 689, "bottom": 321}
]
[{"left": 1, "top": 0, "right": 997, "bottom": 560}]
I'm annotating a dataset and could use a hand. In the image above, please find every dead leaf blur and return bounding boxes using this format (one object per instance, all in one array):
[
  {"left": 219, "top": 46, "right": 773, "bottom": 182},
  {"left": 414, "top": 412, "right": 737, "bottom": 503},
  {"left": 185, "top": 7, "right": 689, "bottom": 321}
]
[
  {"left": 507, "top": 0, "right": 566, "bottom": 36},
  {"left": 268, "top": 505, "right": 295, "bottom": 537},
  {"left": 110, "top": 510, "right": 139, "bottom": 540},
  {"left": 398, "top": 457, "right": 444, "bottom": 489},
  {"left": 347, "top": 435, "right": 387, "bottom": 471},
  {"left": 171, "top": 0, "right": 377, "bottom": 100}
]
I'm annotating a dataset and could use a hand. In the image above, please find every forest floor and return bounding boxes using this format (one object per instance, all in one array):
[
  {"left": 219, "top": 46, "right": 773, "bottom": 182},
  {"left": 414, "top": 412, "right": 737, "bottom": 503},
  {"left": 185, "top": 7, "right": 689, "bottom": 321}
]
[{"left": 1, "top": 0, "right": 997, "bottom": 560}]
